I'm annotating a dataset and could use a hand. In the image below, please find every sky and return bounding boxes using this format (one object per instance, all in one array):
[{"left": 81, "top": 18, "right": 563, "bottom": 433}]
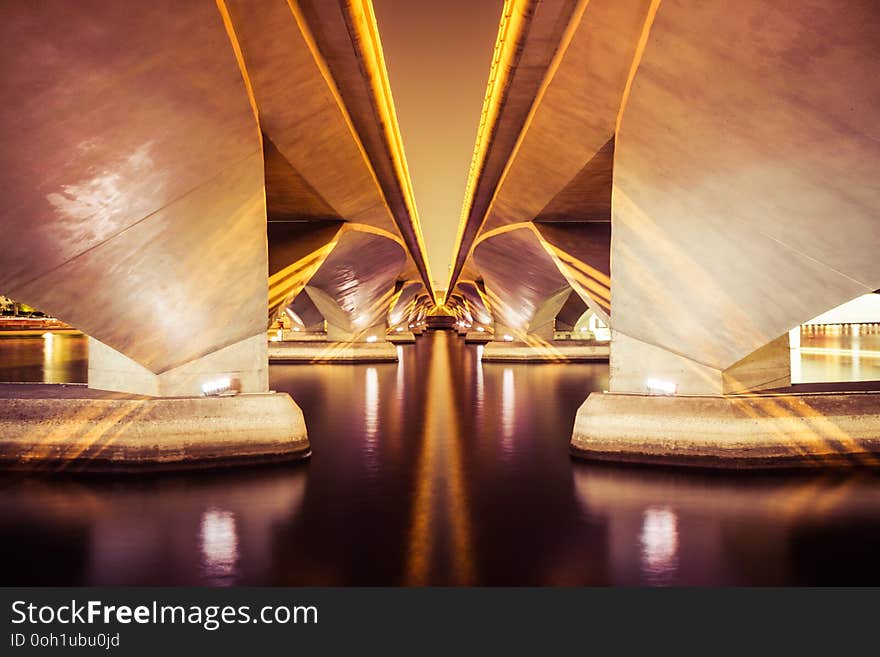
[{"left": 372, "top": 0, "right": 503, "bottom": 292}]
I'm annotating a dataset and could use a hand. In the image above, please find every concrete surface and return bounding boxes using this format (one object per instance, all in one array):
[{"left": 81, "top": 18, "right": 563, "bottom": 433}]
[
  {"left": 268, "top": 340, "right": 398, "bottom": 363},
  {"left": 482, "top": 340, "right": 609, "bottom": 362},
  {"left": 0, "top": 384, "right": 309, "bottom": 471},
  {"left": 571, "top": 391, "right": 880, "bottom": 469},
  {"left": 89, "top": 334, "right": 268, "bottom": 397}
]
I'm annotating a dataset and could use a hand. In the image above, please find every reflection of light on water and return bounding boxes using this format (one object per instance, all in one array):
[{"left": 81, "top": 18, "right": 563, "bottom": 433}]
[
  {"left": 795, "top": 323, "right": 880, "bottom": 383},
  {"left": 365, "top": 367, "right": 379, "bottom": 439},
  {"left": 404, "top": 331, "right": 475, "bottom": 585},
  {"left": 364, "top": 367, "right": 380, "bottom": 473},
  {"left": 639, "top": 506, "right": 679, "bottom": 585},
  {"left": 396, "top": 346, "right": 404, "bottom": 393},
  {"left": 475, "top": 351, "right": 484, "bottom": 419},
  {"left": 42, "top": 332, "right": 65, "bottom": 383},
  {"left": 199, "top": 508, "right": 239, "bottom": 586},
  {"left": 501, "top": 368, "right": 515, "bottom": 450}
]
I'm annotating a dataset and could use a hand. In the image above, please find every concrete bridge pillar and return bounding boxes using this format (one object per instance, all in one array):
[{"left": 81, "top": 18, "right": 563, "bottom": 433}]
[
  {"left": 571, "top": 0, "right": 880, "bottom": 467},
  {"left": 88, "top": 336, "right": 269, "bottom": 398},
  {"left": 0, "top": 0, "right": 309, "bottom": 470}
]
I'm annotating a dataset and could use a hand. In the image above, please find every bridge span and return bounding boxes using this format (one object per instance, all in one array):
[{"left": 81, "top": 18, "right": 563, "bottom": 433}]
[{"left": 1, "top": 0, "right": 879, "bottom": 469}]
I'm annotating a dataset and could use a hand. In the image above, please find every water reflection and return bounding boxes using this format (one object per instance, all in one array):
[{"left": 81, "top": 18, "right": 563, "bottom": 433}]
[
  {"left": 0, "top": 330, "right": 879, "bottom": 585},
  {"left": 639, "top": 507, "right": 679, "bottom": 585},
  {"left": 572, "top": 465, "right": 880, "bottom": 585},
  {"left": 0, "top": 469, "right": 305, "bottom": 585},
  {"left": 501, "top": 368, "right": 515, "bottom": 454},
  {"left": 199, "top": 508, "right": 240, "bottom": 586},
  {"left": 795, "top": 324, "right": 880, "bottom": 383},
  {"left": 0, "top": 333, "right": 87, "bottom": 383},
  {"left": 404, "top": 332, "right": 475, "bottom": 585}
]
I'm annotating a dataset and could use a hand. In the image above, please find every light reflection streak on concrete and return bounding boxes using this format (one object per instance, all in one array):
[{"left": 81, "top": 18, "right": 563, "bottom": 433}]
[
  {"left": 724, "top": 391, "right": 880, "bottom": 467},
  {"left": 612, "top": 187, "right": 767, "bottom": 367},
  {"left": 19, "top": 399, "right": 156, "bottom": 471},
  {"left": 404, "top": 333, "right": 475, "bottom": 585},
  {"left": 199, "top": 507, "right": 239, "bottom": 586},
  {"left": 726, "top": 329, "right": 880, "bottom": 466}
]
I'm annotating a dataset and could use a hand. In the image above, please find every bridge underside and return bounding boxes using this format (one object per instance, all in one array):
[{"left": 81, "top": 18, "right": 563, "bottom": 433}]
[
  {"left": 449, "top": 0, "right": 880, "bottom": 466},
  {"left": 0, "top": 0, "right": 434, "bottom": 468},
  {"left": 0, "top": 0, "right": 879, "bottom": 469}
]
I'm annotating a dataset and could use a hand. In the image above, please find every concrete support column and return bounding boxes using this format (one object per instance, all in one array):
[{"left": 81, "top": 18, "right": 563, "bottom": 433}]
[
  {"left": 88, "top": 334, "right": 269, "bottom": 397},
  {"left": 609, "top": 332, "right": 791, "bottom": 396}
]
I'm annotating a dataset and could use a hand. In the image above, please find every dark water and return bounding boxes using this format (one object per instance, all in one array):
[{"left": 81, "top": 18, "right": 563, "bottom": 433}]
[{"left": 1, "top": 330, "right": 880, "bottom": 585}]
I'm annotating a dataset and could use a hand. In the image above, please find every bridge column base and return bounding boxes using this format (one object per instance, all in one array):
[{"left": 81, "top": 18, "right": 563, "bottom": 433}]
[
  {"left": 481, "top": 340, "right": 609, "bottom": 362},
  {"left": 268, "top": 340, "right": 398, "bottom": 363},
  {"left": 571, "top": 391, "right": 880, "bottom": 469},
  {"left": 0, "top": 385, "right": 309, "bottom": 472}
]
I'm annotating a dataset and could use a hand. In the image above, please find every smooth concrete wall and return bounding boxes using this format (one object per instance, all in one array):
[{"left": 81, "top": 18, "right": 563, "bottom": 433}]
[
  {"left": 0, "top": 2, "right": 271, "bottom": 395},
  {"left": 610, "top": 0, "right": 880, "bottom": 393}
]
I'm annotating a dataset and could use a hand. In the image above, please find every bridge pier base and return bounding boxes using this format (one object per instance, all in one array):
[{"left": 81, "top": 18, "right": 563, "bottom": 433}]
[
  {"left": 268, "top": 340, "right": 398, "bottom": 363},
  {"left": 0, "top": 384, "right": 309, "bottom": 472},
  {"left": 570, "top": 391, "right": 880, "bottom": 469},
  {"left": 480, "top": 340, "right": 609, "bottom": 363}
]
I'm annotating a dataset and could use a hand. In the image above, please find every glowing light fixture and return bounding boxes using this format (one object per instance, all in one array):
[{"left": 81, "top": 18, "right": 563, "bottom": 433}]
[
  {"left": 645, "top": 378, "right": 677, "bottom": 396},
  {"left": 201, "top": 377, "right": 233, "bottom": 397},
  {"left": 503, "top": 334, "right": 514, "bottom": 342},
  {"left": 396, "top": 327, "right": 404, "bottom": 332},
  {"left": 476, "top": 327, "right": 485, "bottom": 333},
  {"left": 366, "top": 335, "right": 378, "bottom": 343}
]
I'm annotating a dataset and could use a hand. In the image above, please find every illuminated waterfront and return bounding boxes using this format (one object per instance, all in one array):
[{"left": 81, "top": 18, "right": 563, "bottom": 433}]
[{"left": 0, "top": 329, "right": 879, "bottom": 585}]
